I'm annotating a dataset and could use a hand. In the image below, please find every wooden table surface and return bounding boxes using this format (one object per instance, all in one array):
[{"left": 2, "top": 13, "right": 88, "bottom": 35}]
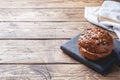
[{"left": 0, "top": 0, "right": 119, "bottom": 80}]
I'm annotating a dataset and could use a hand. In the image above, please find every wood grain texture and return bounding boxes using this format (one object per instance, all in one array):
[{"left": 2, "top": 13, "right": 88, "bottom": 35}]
[
  {"left": 0, "top": 0, "right": 103, "bottom": 8},
  {"left": 0, "top": 64, "right": 119, "bottom": 80},
  {"left": 0, "top": 8, "right": 84, "bottom": 21},
  {"left": 0, "top": 22, "right": 87, "bottom": 39},
  {"left": 0, "top": 38, "right": 117, "bottom": 64},
  {"left": 0, "top": 40, "right": 79, "bottom": 63},
  {"left": 0, "top": 22, "right": 117, "bottom": 39}
]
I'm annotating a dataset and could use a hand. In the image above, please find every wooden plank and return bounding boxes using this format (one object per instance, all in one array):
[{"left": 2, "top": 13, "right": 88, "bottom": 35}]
[
  {"left": 0, "top": 22, "right": 87, "bottom": 39},
  {"left": 0, "top": 40, "right": 79, "bottom": 63},
  {"left": 0, "top": 0, "right": 103, "bottom": 8},
  {"left": 1, "top": 77, "right": 120, "bottom": 80},
  {"left": 0, "top": 64, "right": 119, "bottom": 80},
  {"left": 0, "top": 8, "right": 85, "bottom": 21},
  {"left": 0, "top": 37, "right": 118, "bottom": 63},
  {"left": 0, "top": 22, "right": 117, "bottom": 39}
]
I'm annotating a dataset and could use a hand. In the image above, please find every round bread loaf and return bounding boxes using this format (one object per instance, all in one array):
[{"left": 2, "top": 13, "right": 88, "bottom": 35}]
[{"left": 78, "top": 27, "right": 114, "bottom": 60}]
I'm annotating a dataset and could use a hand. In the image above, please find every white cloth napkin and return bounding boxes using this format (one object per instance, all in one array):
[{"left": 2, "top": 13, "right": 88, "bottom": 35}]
[{"left": 85, "top": 0, "right": 120, "bottom": 39}]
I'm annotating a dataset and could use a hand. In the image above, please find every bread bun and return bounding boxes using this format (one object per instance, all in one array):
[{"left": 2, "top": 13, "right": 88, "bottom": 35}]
[{"left": 78, "top": 27, "right": 114, "bottom": 60}]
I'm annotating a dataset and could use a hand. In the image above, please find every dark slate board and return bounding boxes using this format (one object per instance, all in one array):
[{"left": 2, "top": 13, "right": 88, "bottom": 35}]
[
  {"left": 113, "top": 39, "right": 120, "bottom": 66},
  {"left": 60, "top": 33, "right": 120, "bottom": 75}
]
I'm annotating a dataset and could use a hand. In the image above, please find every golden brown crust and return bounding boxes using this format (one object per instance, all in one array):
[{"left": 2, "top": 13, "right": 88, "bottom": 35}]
[{"left": 78, "top": 27, "right": 114, "bottom": 60}]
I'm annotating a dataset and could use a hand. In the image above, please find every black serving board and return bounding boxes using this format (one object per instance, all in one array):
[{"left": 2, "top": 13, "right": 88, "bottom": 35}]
[{"left": 60, "top": 33, "right": 120, "bottom": 74}]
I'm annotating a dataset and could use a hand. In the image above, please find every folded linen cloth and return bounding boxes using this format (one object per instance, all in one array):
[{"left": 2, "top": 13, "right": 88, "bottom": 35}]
[{"left": 85, "top": 0, "right": 120, "bottom": 39}]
